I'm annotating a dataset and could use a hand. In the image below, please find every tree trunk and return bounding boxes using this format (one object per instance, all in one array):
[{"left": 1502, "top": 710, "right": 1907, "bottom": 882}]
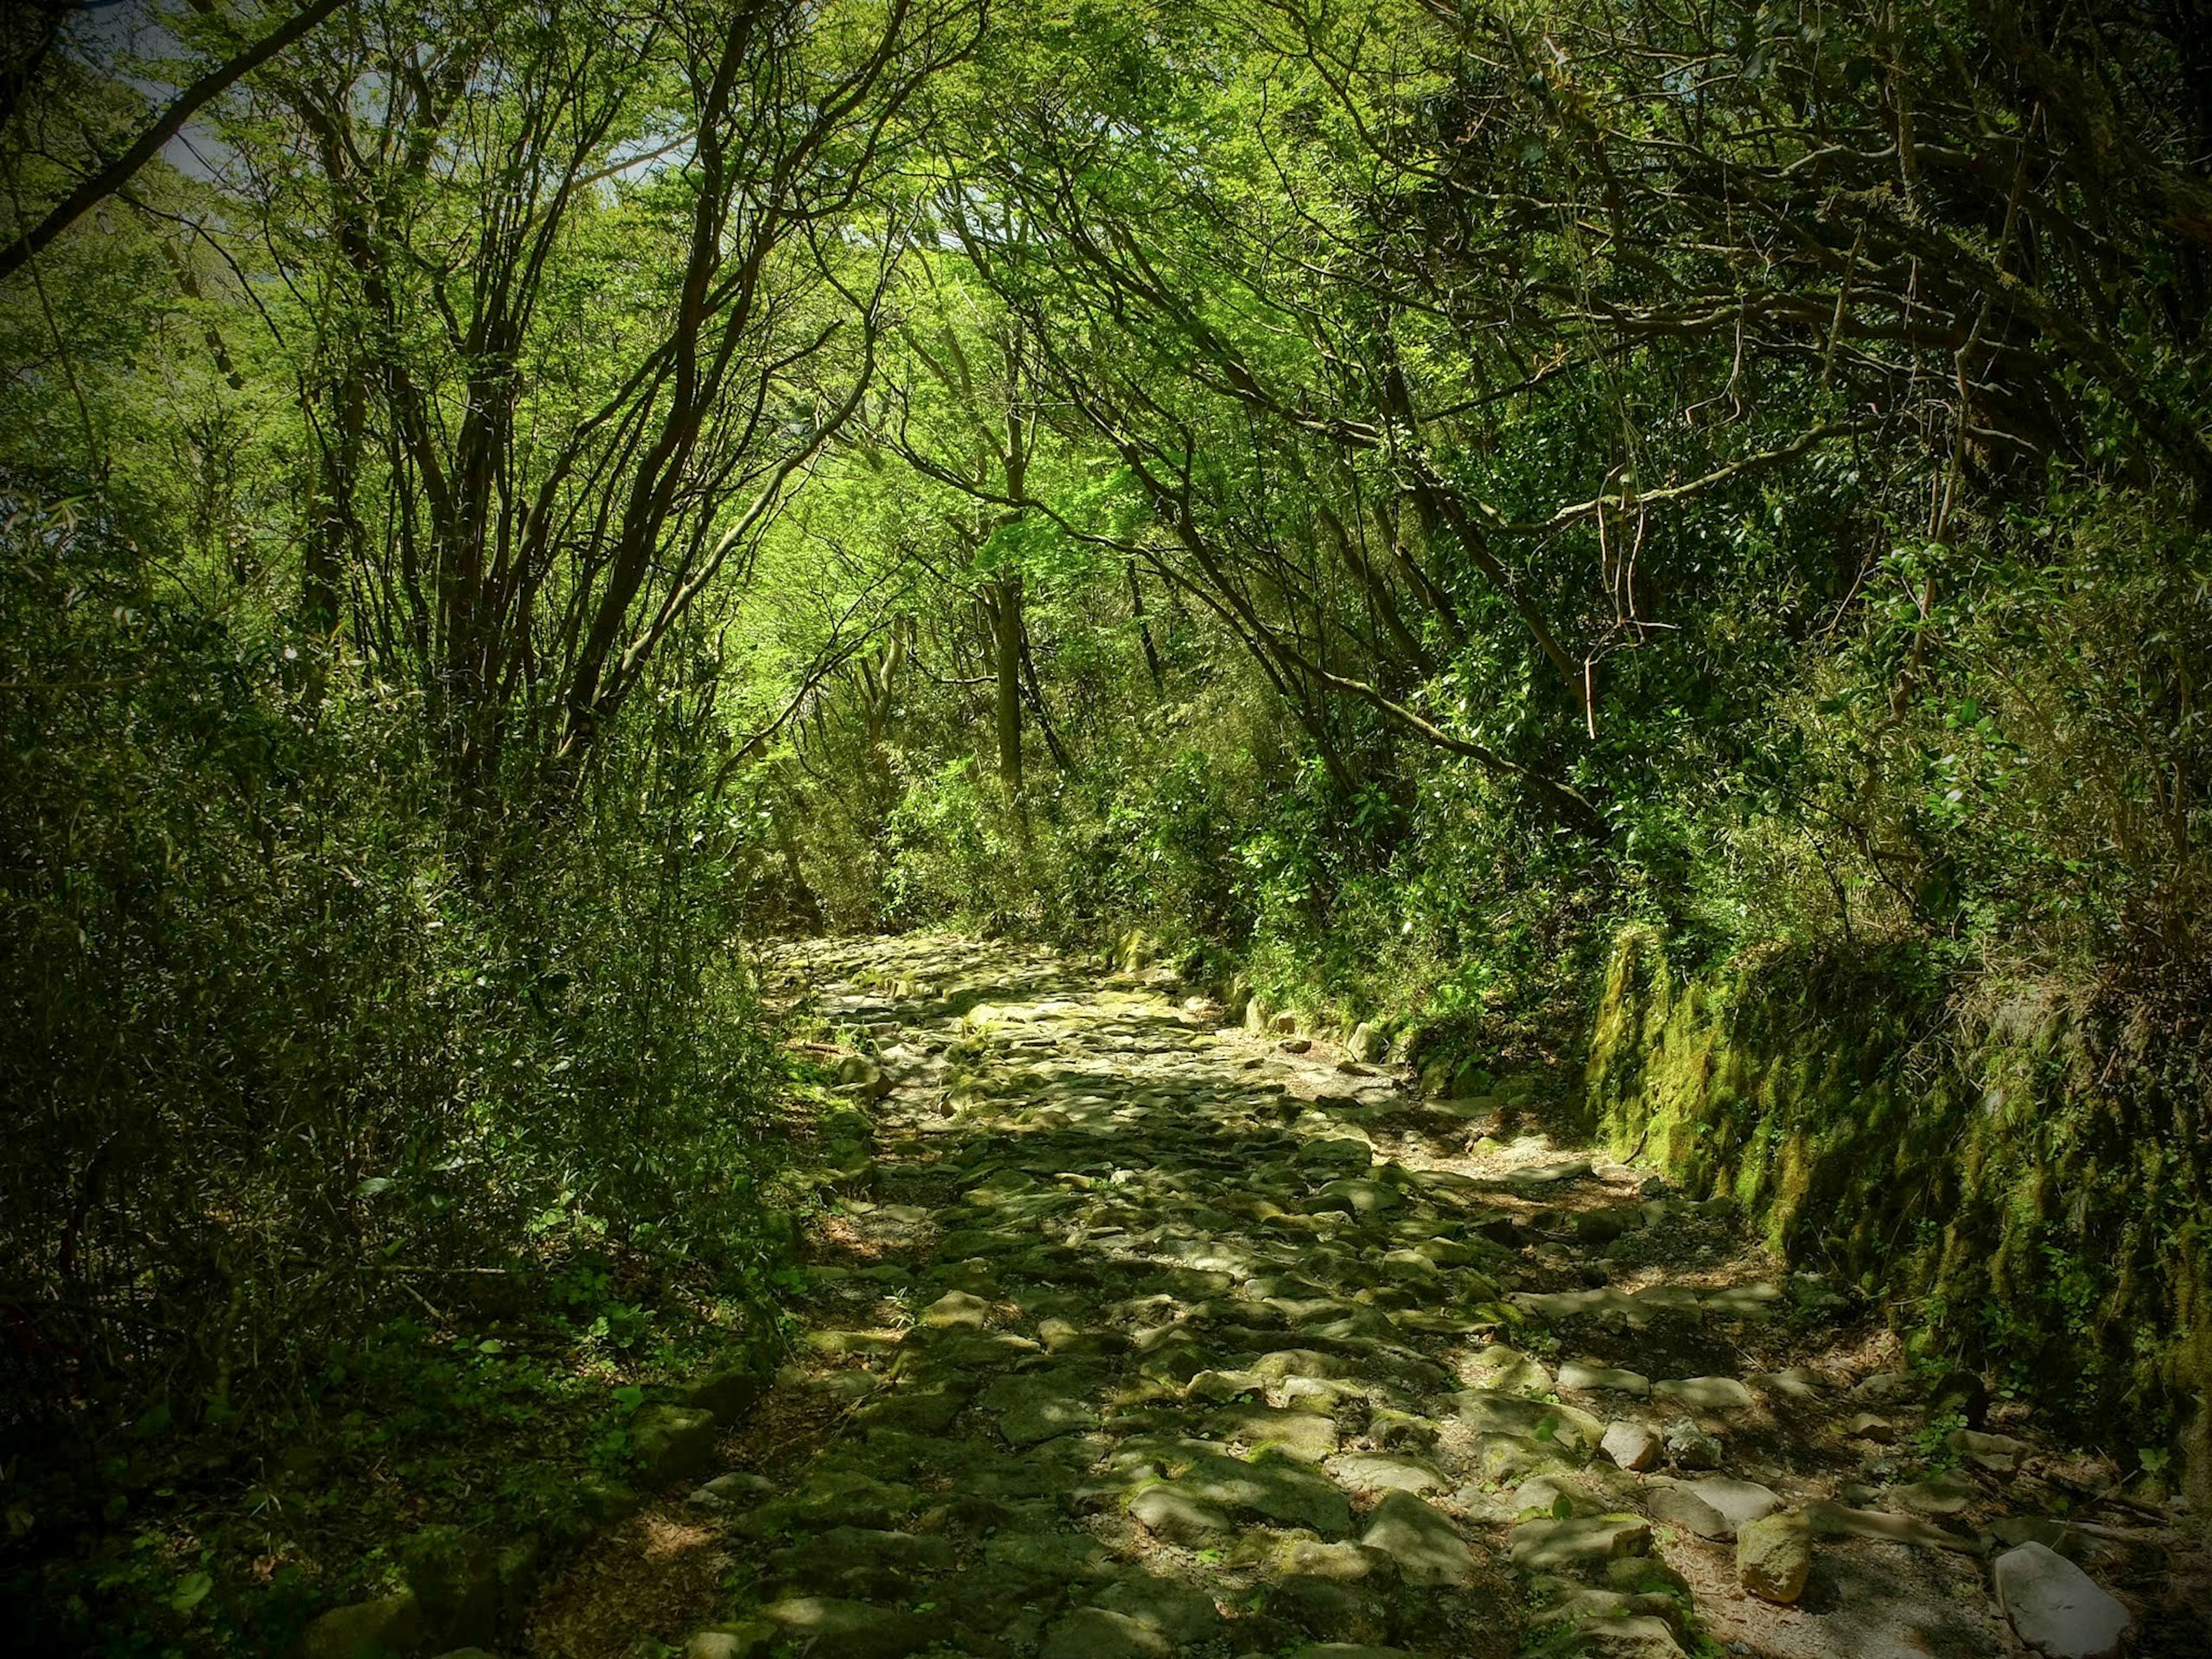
[
  {"left": 862, "top": 614, "right": 908, "bottom": 786},
  {"left": 1128, "top": 560, "right": 1164, "bottom": 690},
  {"left": 992, "top": 574, "right": 1024, "bottom": 802}
]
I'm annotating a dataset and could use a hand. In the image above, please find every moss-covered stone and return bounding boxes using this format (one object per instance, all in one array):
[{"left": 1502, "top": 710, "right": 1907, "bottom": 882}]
[{"left": 630, "top": 1403, "right": 718, "bottom": 1482}]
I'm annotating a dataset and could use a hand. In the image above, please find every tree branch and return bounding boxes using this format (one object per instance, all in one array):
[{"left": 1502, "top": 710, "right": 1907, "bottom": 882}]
[{"left": 0, "top": 0, "right": 351, "bottom": 283}]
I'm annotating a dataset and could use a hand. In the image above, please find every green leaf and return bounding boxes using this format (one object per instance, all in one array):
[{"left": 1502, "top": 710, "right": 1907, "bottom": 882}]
[{"left": 169, "top": 1571, "right": 214, "bottom": 1613}]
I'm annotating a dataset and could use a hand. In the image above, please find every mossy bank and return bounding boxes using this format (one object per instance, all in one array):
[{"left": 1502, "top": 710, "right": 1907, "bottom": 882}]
[{"left": 1584, "top": 924, "right": 2212, "bottom": 1507}]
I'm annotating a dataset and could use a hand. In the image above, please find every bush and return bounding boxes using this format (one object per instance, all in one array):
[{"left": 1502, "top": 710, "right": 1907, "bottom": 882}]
[{"left": 0, "top": 497, "right": 782, "bottom": 1453}]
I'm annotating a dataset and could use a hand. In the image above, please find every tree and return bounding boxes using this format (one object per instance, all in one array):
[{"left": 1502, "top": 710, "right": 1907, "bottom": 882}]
[{"left": 231, "top": 0, "right": 980, "bottom": 827}]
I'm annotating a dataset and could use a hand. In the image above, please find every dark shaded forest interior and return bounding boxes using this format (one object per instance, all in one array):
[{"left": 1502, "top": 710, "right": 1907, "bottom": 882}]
[{"left": 2, "top": 0, "right": 2209, "bottom": 1655}]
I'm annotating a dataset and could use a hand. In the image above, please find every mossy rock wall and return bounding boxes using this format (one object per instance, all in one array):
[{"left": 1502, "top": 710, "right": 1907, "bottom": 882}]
[{"left": 1583, "top": 925, "right": 2212, "bottom": 1503}]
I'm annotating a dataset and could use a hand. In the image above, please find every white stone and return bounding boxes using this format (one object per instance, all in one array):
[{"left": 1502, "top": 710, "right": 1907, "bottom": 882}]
[
  {"left": 1601, "top": 1420, "right": 1662, "bottom": 1472},
  {"left": 1559, "top": 1359, "right": 1652, "bottom": 1396},
  {"left": 1994, "top": 1542, "right": 2131, "bottom": 1659},
  {"left": 1653, "top": 1375, "right": 1755, "bottom": 1411},
  {"left": 1683, "top": 1476, "right": 1782, "bottom": 1533}
]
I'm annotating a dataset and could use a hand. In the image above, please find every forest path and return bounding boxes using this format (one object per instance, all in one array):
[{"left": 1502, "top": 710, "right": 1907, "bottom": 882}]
[{"left": 535, "top": 935, "right": 2188, "bottom": 1659}]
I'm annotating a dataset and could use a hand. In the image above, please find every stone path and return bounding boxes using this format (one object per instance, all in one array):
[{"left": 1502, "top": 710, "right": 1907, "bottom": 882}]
[{"left": 622, "top": 935, "right": 2197, "bottom": 1659}]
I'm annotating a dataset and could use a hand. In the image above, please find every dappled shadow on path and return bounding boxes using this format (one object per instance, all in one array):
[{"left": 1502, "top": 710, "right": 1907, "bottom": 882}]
[{"left": 538, "top": 934, "right": 2193, "bottom": 1659}]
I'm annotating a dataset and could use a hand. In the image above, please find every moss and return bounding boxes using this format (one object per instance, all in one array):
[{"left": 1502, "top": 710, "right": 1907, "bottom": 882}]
[{"left": 1584, "top": 926, "right": 2210, "bottom": 1470}]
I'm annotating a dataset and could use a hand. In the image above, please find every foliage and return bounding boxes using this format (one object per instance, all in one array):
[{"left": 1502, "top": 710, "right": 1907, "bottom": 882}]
[
  {"left": 3, "top": 0, "right": 2211, "bottom": 1629},
  {"left": 1, "top": 490, "right": 782, "bottom": 1427}
]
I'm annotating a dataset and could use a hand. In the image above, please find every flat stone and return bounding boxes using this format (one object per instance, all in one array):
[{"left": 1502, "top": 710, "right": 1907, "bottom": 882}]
[
  {"left": 1600, "top": 1421, "right": 1661, "bottom": 1472},
  {"left": 749, "top": 1471, "right": 919, "bottom": 1533},
  {"left": 806, "top": 1369, "right": 884, "bottom": 1404},
  {"left": 1514, "top": 1287, "right": 1642, "bottom": 1320},
  {"left": 1700, "top": 1282, "right": 1782, "bottom": 1317},
  {"left": 1040, "top": 1319, "right": 1129, "bottom": 1357},
  {"left": 1646, "top": 1483, "right": 1730, "bottom": 1540},
  {"left": 1683, "top": 1476, "right": 1782, "bottom": 1533},
  {"left": 1327, "top": 1452, "right": 1449, "bottom": 1494},
  {"left": 1455, "top": 1389, "right": 1604, "bottom": 1453},
  {"left": 1297, "top": 1136, "right": 1374, "bottom": 1171},
  {"left": 1737, "top": 1511, "right": 1811, "bottom": 1605},
  {"left": 1993, "top": 1517, "right": 2093, "bottom": 1560},
  {"left": 1575, "top": 1210, "right": 1627, "bottom": 1247},
  {"left": 1994, "top": 1542, "right": 2131, "bottom": 1659},
  {"left": 1464, "top": 1344, "right": 1554, "bottom": 1396},
  {"left": 1210, "top": 1404, "right": 1339, "bottom": 1461},
  {"left": 1252, "top": 1347, "right": 1349, "bottom": 1381},
  {"left": 1040, "top": 1608, "right": 1170, "bottom": 1659},
  {"left": 1559, "top": 1361, "right": 1649, "bottom": 1396},
  {"left": 1947, "top": 1427, "right": 2028, "bottom": 1474},
  {"left": 1885, "top": 1473, "right": 1973, "bottom": 1515},
  {"left": 1178, "top": 1451, "right": 1354, "bottom": 1536},
  {"left": 1283, "top": 1376, "right": 1361, "bottom": 1412},
  {"left": 1378, "top": 1247, "right": 1438, "bottom": 1281},
  {"left": 1845, "top": 1411, "right": 1896, "bottom": 1443},
  {"left": 756, "top": 1597, "right": 944, "bottom": 1659},
  {"left": 980, "top": 1373, "right": 1101, "bottom": 1446},
  {"left": 1269, "top": 1572, "right": 1393, "bottom": 1643},
  {"left": 1312, "top": 1177, "right": 1400, "bottom": 1216},
  {"left": 1560, "top": 1618, "right": 1686, "bottom": 1658},
  {"left": 685, "top": 1362, "right": 772, "bottom": 1418},
  {"left": 855, "top": 1373, "right": 970, "bottom": 1434},
  {"left": 920, "top": 1290, "right": 991, "bottom": 1329},
  {"left": 983, "top": 1530, "right": 1119, "bottom": 1593},
  {"left": 1266, "top": 1537, "right": 1381, "bottom": 1582},
  {"left": 1651, "top": 1376, "right": 1753, "bottom": 1412},
  {"left": 1128, "top": 1484, "right": 1232, "bottom": 1544},
  {"left": 1509, "top": 1514, "right": 1652, "bottom": 1572},
  {"left": 1473, "top": 1434, "right": 1570, "bottom": 1486},
  {"left": 1366, "top": 1407, "right": 1437, "bottom": 1450},
  {"left": 1359, "top": 1490, "right": 1481, "bottom": 1586},
  {"left": 1509, "top": 1160, "right": 1592, "bottom": 1185},
  {"left": 1088, "top": 1577, "right": 1222, "bottom": 1642},
  {"left": 690, "top": 1470, "right": 775, "bottom": 1509},
  {"left": 904, "top": 1329, "right": 1040, "bottom": 1366},
  {"left": 1532, "top": 1584, "right": 1676, "bottom": 1627},
  {"left": 1851, "top": 1369, "right": 1914, "bottom": 1403},
  {"left": 1747, "top": 1368, "right": 1824, "bottom": 1400}
]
